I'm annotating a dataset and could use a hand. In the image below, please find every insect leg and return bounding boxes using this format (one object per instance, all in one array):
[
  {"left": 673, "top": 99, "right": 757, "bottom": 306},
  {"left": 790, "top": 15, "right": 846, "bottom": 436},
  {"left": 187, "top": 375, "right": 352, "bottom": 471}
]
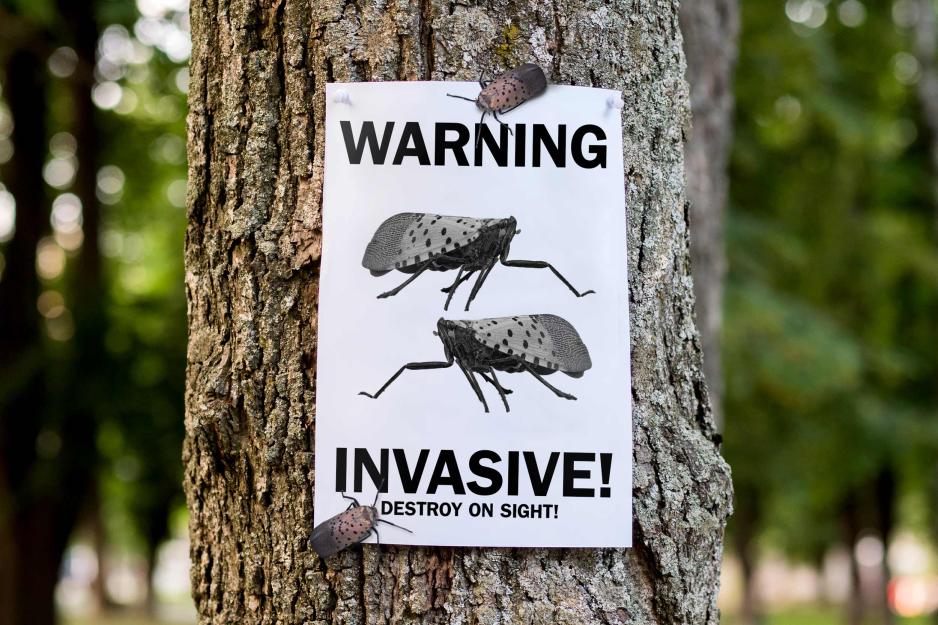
[
  {"left": 455, "top": 360, "right": 490, "bottom": 413},
  {"left": 341, "top": 493, "right": 362, "bottom": 508},
  {"left": 522, "top": 363, "right": 577, "bottom": 400},
  {"left": 350, "top": 529, "right": 375, "bottom": 552},
  {"left": 443, "top": 268, "right": 478, "bottom": 310},
  {"left": 500, "top": 257, "right": 596, "bottom": 298},
  {"left": 491, "top": 110, "right": 514, "bottom": 136},
  {"left": 359, "top": 356, "right": 454, "bottom": 399},
  {"left": 478, "top": 370, "right": 512, "bottom": 395},
  {"left": 463, "top": 258, "right": 499, "bottom": 311},
  {"left": 446, "top": 93, "right": 477, "bottom": 103},
  {"left": 467, "top": 370, "right": 491, "bottom": 413},
  {"left": 442, "top": 266, "right": 465, "bottom": 311},
  {"left": 377, "top": 261, "right": 433, "bottom": 299},
  {"left": 486, "top": 367, "right": 511, "bottom": 412},
  {"left": 441, "top": 268, "right": 474, "bottom": 294}
]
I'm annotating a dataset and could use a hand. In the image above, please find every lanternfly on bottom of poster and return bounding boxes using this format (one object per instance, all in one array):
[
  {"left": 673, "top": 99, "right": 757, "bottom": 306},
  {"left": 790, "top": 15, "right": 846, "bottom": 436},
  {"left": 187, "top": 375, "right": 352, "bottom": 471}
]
[{"left": 314, "top": 79, "right": 631, "bottom": 549}]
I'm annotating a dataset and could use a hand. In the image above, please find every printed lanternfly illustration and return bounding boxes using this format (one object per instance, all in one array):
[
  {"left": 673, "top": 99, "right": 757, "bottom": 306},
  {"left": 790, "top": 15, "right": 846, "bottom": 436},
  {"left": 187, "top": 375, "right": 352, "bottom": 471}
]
[
  {"left": 310, "top": 490, "right": 412, "bottom": 558},
  {"left": 359, "top": 315, "right": 592, "bottom": 413},
  {"left": 362, "top": 213, "right": 595, "bottom": 311}
]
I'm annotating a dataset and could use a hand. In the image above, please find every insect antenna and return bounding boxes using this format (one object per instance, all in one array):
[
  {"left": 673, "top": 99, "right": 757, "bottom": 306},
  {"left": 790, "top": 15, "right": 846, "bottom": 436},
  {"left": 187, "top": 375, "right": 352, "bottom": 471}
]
[
  {"left": 377, "top": 518, "right": 414, "bottom": 533},
  {"left": 475, "top": 111, "right": 487, "bottom": 151},
  {"left": 372, "top": 476, "right": 388, "bottom": 507},
  {"left": 446, "top": 93, "right": 476, "bottom": 103}
]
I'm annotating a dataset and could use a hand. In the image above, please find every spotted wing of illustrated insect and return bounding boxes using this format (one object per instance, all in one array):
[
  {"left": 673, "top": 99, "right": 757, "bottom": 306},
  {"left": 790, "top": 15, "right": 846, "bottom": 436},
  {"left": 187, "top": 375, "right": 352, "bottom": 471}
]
[
  {"left": 464, "top": 314, "right": 592, "bottom": 376},
  {"left": 310, "top": 504, "right": 377, "bottom": 558},
  {"left": 362, "top": 212, "right": 497, "bottom": 275}
]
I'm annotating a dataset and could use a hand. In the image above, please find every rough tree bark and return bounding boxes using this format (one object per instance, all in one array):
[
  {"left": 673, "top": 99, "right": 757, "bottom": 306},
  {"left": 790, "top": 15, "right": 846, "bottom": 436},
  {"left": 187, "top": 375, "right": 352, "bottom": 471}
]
[
  {"left": 679, "top": 0, "right": 739, "bottom": 429},
  {"left": 184, "top": 1, "right": 733, "bottom": 623}
]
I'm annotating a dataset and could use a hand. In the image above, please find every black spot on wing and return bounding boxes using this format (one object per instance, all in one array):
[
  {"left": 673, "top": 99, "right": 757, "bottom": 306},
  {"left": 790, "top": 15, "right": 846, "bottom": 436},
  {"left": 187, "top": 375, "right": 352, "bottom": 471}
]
[
  {"left": 311, "top": 516, "right": 344, "bottom": 557},
  {"left": 418, "top": 214, "right": 487, "bottom": 259}
]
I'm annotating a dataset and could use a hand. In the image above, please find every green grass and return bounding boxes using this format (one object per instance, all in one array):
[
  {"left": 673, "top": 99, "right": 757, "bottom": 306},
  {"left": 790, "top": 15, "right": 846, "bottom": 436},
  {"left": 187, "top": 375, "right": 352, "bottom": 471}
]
[
  {"left": 722, "top": 606, "right": 933, "bottom": 625},
  {"left": 66, "top": 605, "right": 937, "bottom": 625},
  {"left": 63, "top": 613, "right": 193, "bottom": 625}
]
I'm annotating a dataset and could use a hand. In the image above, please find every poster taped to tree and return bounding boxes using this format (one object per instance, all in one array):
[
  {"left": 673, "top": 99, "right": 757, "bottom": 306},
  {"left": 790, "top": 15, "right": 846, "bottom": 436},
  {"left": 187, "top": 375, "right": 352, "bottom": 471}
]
[{"left": 315, "top": 80, "right": 631, "bottom": 549}]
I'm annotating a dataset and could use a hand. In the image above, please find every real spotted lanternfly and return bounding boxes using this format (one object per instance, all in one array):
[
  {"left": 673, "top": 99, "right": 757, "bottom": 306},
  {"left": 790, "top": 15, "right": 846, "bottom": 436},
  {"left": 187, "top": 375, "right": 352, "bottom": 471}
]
[
  {"left": 447, "top": 63, "right": 547, "bottom": 139},
  {"left": 360, "top": 315, "right": 592, "bottom": 413},
  {"left": 309, "top": 489, "right": 412, "bottom": 558},
  {"left": 362, "top": 213, "right": 595, "bottom": 311}
]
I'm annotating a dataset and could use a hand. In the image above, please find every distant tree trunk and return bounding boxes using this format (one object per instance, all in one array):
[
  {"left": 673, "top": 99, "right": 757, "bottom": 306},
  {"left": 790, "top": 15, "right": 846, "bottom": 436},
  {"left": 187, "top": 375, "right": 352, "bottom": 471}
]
[
  {"left": 143, "top": 540, "right": 160, "bottom": 616},
  {"left": 0, "top": 44, "right": 61, "bottom": 625},
  {"left": 183, "top": 1, "right": 733, "bottom": 623},
  {"left": 812, "top": 549, "right": 829, "bottom": 607},
  {"left": 142, "top": 500, "right": 171, "bottom": 616},
  {"left": 88, "top": 486, "right": 112, "bottom": 613},
  {"left": 61, "top": 0, "right": 103, "bottom": 300},
  {"left": 0, "top": 4, "right": 102, "bottom": 624},
  {"left": 680, "top": 0, "right": 739, "bottom": 429},
  {"left": 933, "top": 470, "right": 938, "bottom": 625},
  {"left": 874, "top": 468, "right": 896, "bottom": 625},
  {"left": 911, "top": 9, "right": 938, "bottom": 625},
  {"left": 55, "top": 0, "right": 105, "bottom": 585},
  {"left": 733, "top": 486, "right": 762, "bottom": 625},
  {"left": 841, "top": 493, "right": 864, "bottom": 625},
  {"left": 913, "top": 0, "right": 938, "bottom": 234}
]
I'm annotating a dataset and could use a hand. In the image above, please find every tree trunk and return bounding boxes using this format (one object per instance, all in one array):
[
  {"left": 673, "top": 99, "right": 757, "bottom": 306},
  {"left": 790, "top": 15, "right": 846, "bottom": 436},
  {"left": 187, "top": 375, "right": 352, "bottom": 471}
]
[
  {"left": 0, "top": 43, "right": 56, "bottom": 625},
  {"left": 874, "top": 469, "right": 895, "bottom": 625},
  {"left": 841, "top": 493, "right": 864, "bottom": 625},
  {"left": 679, "top": 0, "right": 739, "bottom": 429},
  {"left": 183, "top": 1, "right": 733, "bottom": 623},
  {"left": 913, "top": 0, "right": 938, "bottom": 234},
  {"left": 144, "top": 539, "right": 160, "bottom": 616},
  {"left": 0, "top": 5, "right": 102, "bottom": 624},
  {"left": 733, "top": 487, "right": 761, "bottom": 625},
  {"left": 88, "top": 485, "right": 113, "bottom": 614},
  {"left": 911, "top": 8, "right": 938, "bottom": 625},
  {"left": 142, "top": 498, "right": 172, "bottom": 616}
]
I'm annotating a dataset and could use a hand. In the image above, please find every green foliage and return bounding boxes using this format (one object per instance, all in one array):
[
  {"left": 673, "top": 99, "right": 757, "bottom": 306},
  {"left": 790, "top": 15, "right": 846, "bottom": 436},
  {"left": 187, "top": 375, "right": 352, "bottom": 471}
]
[
  {"left": 0, "top": 0, "right": 189, "bottom": 558},
  {"left": 726, "top": 0, "right": 938, "bottom": 556},
  {"left": 722, "top": 605, "right": 932, "bottom": 625},
  {"left": 89, "top": 6, "right": 189, "bottom": 554}
]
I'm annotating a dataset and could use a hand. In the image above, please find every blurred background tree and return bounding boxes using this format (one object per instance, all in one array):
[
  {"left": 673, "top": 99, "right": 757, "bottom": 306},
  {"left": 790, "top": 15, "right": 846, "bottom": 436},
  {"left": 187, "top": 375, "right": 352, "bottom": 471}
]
[
  {"left": 0, "top": 0, "right": 937, "bottom": 623},
  {"left": 723, "top": 0, "right": 938, "bottom": 623},
  {"left": 0, "top": 0, "right": 187, "bottom": 623}
]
